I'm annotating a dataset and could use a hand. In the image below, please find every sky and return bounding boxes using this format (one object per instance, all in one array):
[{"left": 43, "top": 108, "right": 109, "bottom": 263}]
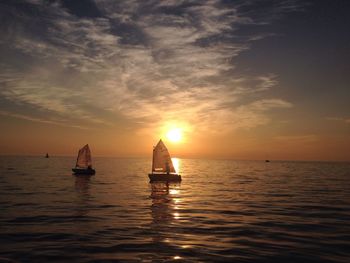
[{"left": 0, "top": 0, "right": 349, "bottom": 161}]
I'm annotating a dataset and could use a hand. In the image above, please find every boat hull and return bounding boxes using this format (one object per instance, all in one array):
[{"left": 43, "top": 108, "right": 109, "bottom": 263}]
[
  {"left": 148, "top": 173, "right": 181, "bottom": 183},
  {"left": 72, "top": 168, "right": 95, "bottom": 175}
]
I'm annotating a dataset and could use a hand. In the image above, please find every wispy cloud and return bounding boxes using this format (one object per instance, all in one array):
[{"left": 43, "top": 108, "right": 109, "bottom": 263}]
[
  {"left": 326, "top": 117, "right": 350, "bottom": 124},
  {"left": 274, "top": 134, "right": 319, "bottom": 144},
  {"left": 0, "top": 110, "right": 88, "bottom": 129},
  {"left": 0, "top": 0, "right": 301, "bottom": 132}
]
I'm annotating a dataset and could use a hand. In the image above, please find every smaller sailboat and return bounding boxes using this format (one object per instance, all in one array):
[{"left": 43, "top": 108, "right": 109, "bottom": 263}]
[
  {"left": 45, "top": 153, "right": 49, "bottom": 158},
  {"left": 148, "top": 139, "right": 181, "bottom": 183},
  {"left": 72, "top": 144, "right": 95, "bottom": 175}
]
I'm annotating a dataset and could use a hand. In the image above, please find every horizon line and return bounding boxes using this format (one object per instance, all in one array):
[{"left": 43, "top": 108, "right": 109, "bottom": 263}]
[{"left": 0, "top": 154, "right": 349, "bottom": 163}]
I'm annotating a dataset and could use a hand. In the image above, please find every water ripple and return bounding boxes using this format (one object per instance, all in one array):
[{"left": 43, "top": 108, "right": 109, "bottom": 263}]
[{"left": 0, "top": 157, "right": 349, "bottom": 262}]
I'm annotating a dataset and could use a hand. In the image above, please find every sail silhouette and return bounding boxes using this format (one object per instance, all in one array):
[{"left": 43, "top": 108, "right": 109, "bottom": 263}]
[
  {"left": 76, "top": 144, "right": 92, "bottom": 169},
  {"left": 148, "top": 140, "right": 181, "bottom": 182},
  {"left": 72, "top": 144, "right": 95, "bottom": 175},
  {"left": 152, "top": 140, "right": 176, "bottom": 173}
]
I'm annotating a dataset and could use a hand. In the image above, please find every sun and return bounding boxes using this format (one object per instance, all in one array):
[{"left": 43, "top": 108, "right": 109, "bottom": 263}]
[{"left": 166, "top": 128, "right": 182, "bottom": 143}]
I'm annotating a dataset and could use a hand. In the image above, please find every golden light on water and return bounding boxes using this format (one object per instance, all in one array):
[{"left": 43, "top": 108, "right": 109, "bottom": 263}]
[
  {"left": 174, "top": 198, "right": 180, "bottom": 204},
  {"left": 173, "top": 212, "right": 180, "bottom": 219},
  {"left": 170, "top": 188, "right": 180, "bottom": 195}
]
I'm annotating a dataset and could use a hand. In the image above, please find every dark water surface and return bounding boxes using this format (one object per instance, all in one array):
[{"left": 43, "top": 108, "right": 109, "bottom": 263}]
[{"left": 0, "top": 157, "right": 349, "bottom": 262}]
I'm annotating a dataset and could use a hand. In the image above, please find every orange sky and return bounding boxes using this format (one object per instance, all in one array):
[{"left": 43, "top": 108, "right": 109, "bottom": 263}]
[
  {"left": 0, "top": 112, "right": 349, "bottom": 161},
  {"left": 0, "top": 1, "right": 349, "bottom": 161}
]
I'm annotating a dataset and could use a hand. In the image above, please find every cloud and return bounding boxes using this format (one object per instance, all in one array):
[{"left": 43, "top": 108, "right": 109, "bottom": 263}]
[
  {"left": 326, "top": 117, "right": 350, "bottom": 124},
  {"left": 274, "top": 134, "right": 319, "bottom": 144},
  {"left": 0, "top": 0, "right": 301, "bottom": 132},
  {"left": 0, "top": 110, "right": 88, "bottom": 129}
]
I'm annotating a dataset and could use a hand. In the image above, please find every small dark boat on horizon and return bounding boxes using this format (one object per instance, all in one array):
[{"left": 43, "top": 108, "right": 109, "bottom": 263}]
[
  {"left": 45, "top": 153, "right": 49, "bottom": 158},
  {"left": 265, "top": 159, "right": 270, "bottom": 162},
  {"left": 148, "top": 139, "right": 181, "bottom": 183},
  {"left": 72, "top": 144, "right": 95, "bottom": 175}
]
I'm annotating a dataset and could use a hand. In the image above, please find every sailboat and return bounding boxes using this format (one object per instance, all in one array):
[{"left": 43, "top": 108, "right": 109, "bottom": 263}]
[
  {"left": 72, "top": 144, "right": 96, "bottom": 175},
  {"left": 148, "top": 139, "right": 181, "bottom": 183},
  {"left": 45, "top": 153, "right": 49, "bottom": 158}
]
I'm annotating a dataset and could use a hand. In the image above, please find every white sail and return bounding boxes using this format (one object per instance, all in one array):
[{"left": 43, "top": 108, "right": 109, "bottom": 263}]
[
  {"left": 76, "top": 144, "right": 92, "bottom": 168},
  {"left": 152, "top": 140, "right": 176, "bottom": 173}
]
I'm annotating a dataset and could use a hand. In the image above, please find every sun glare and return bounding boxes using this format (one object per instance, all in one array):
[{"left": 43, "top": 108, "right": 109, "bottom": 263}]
[
  {"left": 166, "top": 129, "right": 182, "bottom": 143},
  {"left": 171, "top": 157, "right": 180, "bottom": 173}
]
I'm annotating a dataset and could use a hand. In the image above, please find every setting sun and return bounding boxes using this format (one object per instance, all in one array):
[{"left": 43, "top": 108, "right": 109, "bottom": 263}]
[{"left": 166, "top": 129, "right": 182, "bottom": 143}]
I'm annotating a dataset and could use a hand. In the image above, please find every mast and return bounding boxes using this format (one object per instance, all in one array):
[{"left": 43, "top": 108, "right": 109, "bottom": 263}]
[
  {"left": 75, "top": 148, "right": 80, "bottom": 168},
  {"left": 151, "top": 145, "right": 155, "bottom": 173}
]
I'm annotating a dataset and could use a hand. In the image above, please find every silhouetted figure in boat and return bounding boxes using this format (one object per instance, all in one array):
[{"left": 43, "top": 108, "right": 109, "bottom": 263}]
[{"left": 165, "top": 161, "right": 170, "bottom": 175}]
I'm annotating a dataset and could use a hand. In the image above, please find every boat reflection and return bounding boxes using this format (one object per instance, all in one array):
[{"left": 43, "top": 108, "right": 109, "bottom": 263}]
[
  {"left": 150, "top": 182, "right": 171, "bottom": 226},
  {"left": 74, "top": 175, "right": 91, "bottom": 196},
  {"left": 74, "top": 175, "right": 92, "bottom": 218},
  {"left": 150, "top": 182, "right": 181, "bottom": 243}
]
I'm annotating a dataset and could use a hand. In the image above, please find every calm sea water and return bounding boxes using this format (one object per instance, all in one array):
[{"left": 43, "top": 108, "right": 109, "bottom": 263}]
[{"left": 0, "top": 157, "right": 349, "bottom": 262}]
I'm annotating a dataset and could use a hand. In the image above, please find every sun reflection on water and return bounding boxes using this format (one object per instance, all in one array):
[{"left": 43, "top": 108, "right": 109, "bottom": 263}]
[
  {"left": 171, "top": 157, "right": 180, "bottom": 173},
  {"left": 173, "top": 212, "right": 180, "bottom": 219},
  {"left": 150, "top": 182, "right": 184, "bottom": 259},
  {"left": 170, "top": 189, "right": 180, "bottom": 195}
]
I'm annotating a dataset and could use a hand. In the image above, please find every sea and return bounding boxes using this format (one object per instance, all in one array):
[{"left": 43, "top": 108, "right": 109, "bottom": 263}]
[{"left": 0, "top": 156, "right": 349, "bottom": 263}]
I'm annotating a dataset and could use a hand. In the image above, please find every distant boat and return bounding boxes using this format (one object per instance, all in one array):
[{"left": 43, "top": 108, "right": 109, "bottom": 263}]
[
  {"left": 265, "top": 159, "right": 270, "bottom": 162},
  {"left": 45, "top": 153, "right": 49, "bottom": 158},
  {"left": 148, "top": 139, "right": 181, "bottom": 183},
  {"left": 72, "top": 144, "right": 95, "bottom": 175}
]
